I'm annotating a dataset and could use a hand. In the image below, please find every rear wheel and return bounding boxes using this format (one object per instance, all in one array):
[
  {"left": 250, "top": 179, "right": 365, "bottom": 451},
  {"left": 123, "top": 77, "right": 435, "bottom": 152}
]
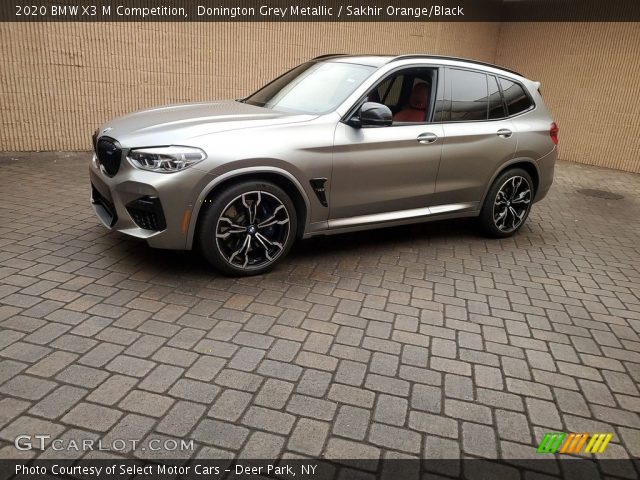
[
  {"left": 479, "top": 168, "right": 533, "bottom": 237},
  {"left": 198, "top": 181, "right": 297, "bottom": 276}
]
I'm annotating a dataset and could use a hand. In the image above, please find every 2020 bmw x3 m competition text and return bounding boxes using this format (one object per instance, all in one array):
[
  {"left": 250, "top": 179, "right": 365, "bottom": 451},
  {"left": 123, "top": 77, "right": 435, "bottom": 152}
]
[{"left": 90, "top": 54, "right": 558, "bottom": 276}]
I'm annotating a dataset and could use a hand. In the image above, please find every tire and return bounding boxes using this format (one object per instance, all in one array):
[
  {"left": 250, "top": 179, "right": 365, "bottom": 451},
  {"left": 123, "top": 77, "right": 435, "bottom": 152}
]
[
  {"left": 197, "top": 180, "right": 297, "bottom": 276},
  {"left": 478, "top": 168, "right": 534, "bottom": 238}
]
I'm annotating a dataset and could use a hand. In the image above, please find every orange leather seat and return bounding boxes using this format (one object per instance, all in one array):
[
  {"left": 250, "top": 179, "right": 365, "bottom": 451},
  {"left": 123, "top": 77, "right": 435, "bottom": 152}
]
[{"left": 393, "top": 83, "right": 429, "bottom": 122}]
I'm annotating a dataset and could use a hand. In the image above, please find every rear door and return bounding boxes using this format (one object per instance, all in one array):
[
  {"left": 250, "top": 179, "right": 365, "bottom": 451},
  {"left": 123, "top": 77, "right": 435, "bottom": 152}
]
[{"left": 432, "top": 68, "right": 517, "bottom": 207}]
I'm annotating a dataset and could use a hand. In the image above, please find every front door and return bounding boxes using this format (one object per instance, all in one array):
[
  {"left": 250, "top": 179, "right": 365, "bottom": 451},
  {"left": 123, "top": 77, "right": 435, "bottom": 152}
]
[
  {"left": 329, "top": 66, "right": 444, "bottom": 223},
  {"left": 331, "top": 123, "right": 444, "bottom": 220}
]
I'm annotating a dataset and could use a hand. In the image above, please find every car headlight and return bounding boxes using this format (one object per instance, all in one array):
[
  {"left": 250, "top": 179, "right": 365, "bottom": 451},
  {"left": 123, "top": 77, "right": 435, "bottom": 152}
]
[{"left": 127, "top": 146, "right": 206, "bottom": 173}]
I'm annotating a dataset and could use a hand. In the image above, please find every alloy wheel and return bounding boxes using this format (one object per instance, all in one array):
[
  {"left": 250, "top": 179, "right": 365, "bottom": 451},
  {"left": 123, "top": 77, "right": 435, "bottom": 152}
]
[
  {"left": 492, "top": 176, "right": 531, "bottom": 233},
  {"left": 215, "top": 191, "right": 290, "bottom": 270}
]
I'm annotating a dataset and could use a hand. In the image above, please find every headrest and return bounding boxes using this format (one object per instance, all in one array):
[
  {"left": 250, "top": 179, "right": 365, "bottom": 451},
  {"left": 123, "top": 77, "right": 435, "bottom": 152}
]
[{"left": 410, "top": 83, "right": 429, "bottom": 110}]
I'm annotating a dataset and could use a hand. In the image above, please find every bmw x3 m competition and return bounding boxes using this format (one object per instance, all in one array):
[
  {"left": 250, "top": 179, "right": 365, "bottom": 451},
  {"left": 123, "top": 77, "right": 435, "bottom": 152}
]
[{"left": 90, "top": 54, "right": 558, "bottom": 276}]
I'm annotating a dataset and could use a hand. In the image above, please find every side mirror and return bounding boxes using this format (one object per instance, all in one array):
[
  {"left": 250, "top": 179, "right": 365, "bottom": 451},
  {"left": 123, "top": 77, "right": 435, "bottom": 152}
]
[{"left": 354, "top": 102, "right": 393, "bottom": 128}]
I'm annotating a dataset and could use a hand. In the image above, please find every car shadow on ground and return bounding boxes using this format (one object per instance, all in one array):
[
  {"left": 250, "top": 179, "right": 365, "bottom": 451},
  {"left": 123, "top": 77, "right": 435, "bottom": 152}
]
[
  {"left": 118, "top": 217, "right": 486, "bottom": 280},
  {"left": 292, "top": 218, "right": 479, "bottom": 257}
]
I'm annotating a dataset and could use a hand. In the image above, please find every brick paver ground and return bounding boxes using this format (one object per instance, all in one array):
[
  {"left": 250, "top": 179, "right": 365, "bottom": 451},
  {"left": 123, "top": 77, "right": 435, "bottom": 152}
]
[{"left": 0, "top": 153, "right": 639, "bottom": 465}]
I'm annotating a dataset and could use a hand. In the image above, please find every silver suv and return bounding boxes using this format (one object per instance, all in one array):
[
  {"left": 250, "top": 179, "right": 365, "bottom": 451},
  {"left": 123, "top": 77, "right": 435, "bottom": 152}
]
[{"left": 90, "top": 54, "right": 558, "bottom": 276}]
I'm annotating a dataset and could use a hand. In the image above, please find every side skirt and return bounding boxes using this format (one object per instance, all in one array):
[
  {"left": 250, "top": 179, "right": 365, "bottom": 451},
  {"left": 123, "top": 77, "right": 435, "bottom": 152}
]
[{"left": 303, "top": 202, "right": 479, "bottom": 238}]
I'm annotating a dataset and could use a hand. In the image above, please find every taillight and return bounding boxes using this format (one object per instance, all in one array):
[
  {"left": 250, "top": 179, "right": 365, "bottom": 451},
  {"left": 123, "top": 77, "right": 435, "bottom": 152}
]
[{"left": 550, "top": 122, "right": 559, "bottom": 145}]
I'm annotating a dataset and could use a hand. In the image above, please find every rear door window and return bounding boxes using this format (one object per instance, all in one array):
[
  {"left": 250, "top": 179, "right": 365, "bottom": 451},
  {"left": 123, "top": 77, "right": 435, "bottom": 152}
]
[
  {"left": 450, "top": 69, "right": 488, "bottom": 121},
  {"left": 500, "top": 78, "right": 533, "bottom": 116}
]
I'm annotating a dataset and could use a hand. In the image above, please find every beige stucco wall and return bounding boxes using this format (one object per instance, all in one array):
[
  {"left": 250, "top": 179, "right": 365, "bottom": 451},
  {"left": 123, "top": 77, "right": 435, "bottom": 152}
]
[
  {"left": 0, "top": 22, "right": 499, "bottom": 151},
  {"left": 1, "top": 21, "right": 639, "bottom": 173},
  {"left": 495, "top": 22, "right": 640, "bottom": 173}
]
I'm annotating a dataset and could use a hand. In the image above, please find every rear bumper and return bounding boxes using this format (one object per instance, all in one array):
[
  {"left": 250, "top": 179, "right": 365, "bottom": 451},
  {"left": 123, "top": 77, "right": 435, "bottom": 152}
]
[
  {"left": 534, "top": 146, "right": 557, "bottom": 203},
  {"left": 89, "top": 153, "right": 203, "bottom": 250}
]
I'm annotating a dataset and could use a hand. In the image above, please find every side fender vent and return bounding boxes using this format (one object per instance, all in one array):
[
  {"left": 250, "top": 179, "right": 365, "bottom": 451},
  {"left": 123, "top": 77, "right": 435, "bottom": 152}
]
[{"left": 310, "top": 178, "right": 328, "bottom": 207}]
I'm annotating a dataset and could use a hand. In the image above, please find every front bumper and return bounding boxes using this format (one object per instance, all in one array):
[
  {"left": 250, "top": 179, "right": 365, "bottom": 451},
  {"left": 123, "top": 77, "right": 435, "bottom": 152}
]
[{"left": 89, "top": 152, "right": 204, "bottom": 250}]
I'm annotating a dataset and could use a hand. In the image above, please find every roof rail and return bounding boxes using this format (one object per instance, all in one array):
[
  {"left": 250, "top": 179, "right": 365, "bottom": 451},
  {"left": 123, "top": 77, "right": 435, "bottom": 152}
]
[
  {"left": 389, "top": 55, "right": 523, "bottom": 77},
  {"left": 311, "top": 53, "right": 349, "bottom": 60}
]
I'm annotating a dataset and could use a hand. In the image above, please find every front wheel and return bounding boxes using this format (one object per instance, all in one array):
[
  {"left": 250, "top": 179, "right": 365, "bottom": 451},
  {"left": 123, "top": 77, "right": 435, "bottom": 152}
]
[
  {"left": 197, "top": 181, "right": 297, "bottom": 276},
  {"left": 478, "top": 168, "right": 534, "bottom": 237}
]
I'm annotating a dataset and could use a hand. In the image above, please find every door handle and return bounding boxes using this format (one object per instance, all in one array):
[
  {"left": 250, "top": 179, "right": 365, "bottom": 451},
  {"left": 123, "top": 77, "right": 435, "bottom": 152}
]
[
  {"left": 417, "top": 132, "right": 438, "bottom": 144},
  {"left": 497, "top": 128, "right": 513, "bottom": 138}
]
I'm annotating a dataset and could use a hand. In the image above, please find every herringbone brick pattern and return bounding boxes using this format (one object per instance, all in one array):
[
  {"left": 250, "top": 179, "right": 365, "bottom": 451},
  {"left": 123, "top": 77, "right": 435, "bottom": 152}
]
[{"left": 0, "top": 153, "right": 639, "bottom": 465}]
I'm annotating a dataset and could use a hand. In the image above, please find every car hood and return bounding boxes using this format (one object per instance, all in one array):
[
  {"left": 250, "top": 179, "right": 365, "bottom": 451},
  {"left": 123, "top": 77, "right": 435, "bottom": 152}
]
[{"left": 97, "top": 100, "right": 316, "bottom": 147}]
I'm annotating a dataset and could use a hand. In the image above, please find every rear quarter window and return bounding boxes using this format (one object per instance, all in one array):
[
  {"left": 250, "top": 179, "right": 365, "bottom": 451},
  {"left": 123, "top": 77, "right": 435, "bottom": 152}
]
[{"left": 499, "top": 78, "right": 534, "bottom": 116}]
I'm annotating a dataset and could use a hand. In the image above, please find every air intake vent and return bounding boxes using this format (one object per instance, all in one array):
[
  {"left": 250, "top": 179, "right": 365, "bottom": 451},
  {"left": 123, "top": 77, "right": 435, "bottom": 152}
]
[{"left": 126, "top": 196, "right": 166, "bottom": 231}]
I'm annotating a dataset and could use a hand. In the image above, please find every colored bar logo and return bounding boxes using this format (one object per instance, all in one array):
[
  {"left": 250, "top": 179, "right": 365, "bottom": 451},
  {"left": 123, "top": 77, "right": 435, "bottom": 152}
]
[{"left": 537, "top": 433, "right": 613, "bottom": 454}]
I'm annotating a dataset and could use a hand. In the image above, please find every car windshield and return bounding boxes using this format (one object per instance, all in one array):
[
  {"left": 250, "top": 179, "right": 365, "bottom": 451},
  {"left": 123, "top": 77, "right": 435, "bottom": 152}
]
[{"left": 243, "top": 61, "right": 375, "bottom": 114}]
